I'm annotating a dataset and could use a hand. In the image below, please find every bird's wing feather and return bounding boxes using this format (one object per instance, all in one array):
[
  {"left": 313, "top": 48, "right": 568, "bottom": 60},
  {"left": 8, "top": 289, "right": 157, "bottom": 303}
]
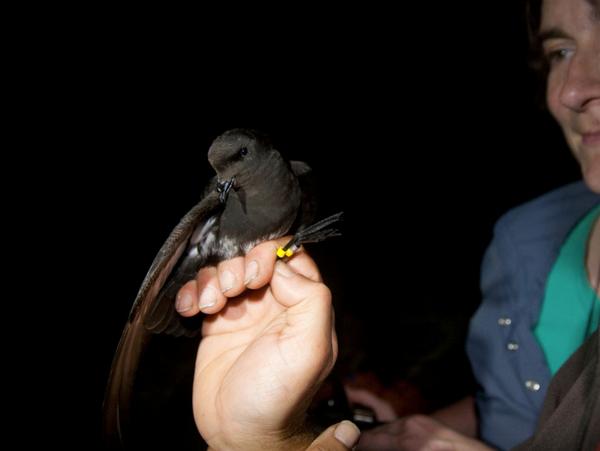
[
  {"left": 290, "top": 160, "right": 317, "bottom": 230},
  {"left": 290, "top": 160, "right": 311, "bottom": 177},
  {"left": 103, "top": 189, "right": 221, "bottom": 448},
  {"left": 131, "top": 189, "right": 220, "bottom": 329}
]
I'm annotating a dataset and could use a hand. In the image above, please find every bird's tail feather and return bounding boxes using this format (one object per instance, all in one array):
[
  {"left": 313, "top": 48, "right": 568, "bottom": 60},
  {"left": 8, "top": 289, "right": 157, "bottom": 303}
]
[
  {"left": 283, "top": 211, "right": 344, "bottom": 251},
  {"left": 103, "top": 316, "right": 203, "bottom": 448},
  {"left": 103, "top": 319, "right": 151, "bottom": 448}
]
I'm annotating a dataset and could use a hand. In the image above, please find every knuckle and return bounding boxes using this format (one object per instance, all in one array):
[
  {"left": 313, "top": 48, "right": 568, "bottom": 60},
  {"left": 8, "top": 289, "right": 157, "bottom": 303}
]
[{"left": 310, "top": 283, "right": 332, "bottom": 302}]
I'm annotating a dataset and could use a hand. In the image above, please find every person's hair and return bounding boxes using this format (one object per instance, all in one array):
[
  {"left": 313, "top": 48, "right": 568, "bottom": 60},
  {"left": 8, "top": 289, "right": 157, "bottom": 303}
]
[
  {"left": 526, "top": 0, "right": 599, "bottom": 73},
  {"left": 524, "top": 0, "right": 548, "bottom": 107},
  {"left": 525, "top": 0, "right": 599, "bottom": 107},
  {"left": 525, "top": 0, "right": 547, "bottom": 76},
  {"left": 525, "top": 0, "right": 542, "bottom": 41}
]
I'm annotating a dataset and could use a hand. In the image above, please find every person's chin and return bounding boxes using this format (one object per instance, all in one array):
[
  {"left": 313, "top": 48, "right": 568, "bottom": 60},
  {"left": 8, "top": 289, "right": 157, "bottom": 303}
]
[{"left": 582, "top": 157, "right": 600, "bottom": 194}]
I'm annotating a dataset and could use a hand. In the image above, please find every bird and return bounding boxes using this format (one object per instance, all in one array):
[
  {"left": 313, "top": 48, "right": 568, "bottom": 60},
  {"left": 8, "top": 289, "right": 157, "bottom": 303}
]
[{"left": 103, "top": 128, "right": 342, "bottom": 449}]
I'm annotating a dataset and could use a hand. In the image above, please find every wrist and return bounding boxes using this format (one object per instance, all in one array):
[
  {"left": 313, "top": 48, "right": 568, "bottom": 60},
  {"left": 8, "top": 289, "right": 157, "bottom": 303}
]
[{"left": 207, "top": 425, "right": 317, "bottom": 451}]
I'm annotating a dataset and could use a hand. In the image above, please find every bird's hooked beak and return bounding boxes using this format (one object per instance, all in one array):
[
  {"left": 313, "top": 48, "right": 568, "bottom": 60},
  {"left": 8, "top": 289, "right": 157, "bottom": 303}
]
[{"left": 216, "top": 177, "right": 236, "bottom": 203}]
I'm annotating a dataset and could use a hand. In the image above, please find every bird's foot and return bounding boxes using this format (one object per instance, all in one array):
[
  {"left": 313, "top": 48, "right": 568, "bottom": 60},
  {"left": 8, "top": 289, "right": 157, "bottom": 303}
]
[{"left": 216, "top": 177, "right": 236, "bottom": 203}]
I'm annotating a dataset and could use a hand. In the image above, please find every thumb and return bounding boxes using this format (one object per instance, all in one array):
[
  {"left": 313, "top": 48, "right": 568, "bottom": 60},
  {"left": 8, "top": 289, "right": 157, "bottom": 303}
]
[
  {"left": 269, "top": 260, "right": 335, "bottom": 371},
  {"left": 270, "top": 260, "right": 332, "bottom": 310},
  {"left": 307, "top": 421, "right": 361, "bottom": 450}
]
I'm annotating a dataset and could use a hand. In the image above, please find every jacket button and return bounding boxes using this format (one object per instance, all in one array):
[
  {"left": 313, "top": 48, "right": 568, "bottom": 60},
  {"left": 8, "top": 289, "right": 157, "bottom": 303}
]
[
  {"left": 525, "top": 380, "right": 541, "bottom": 391},
  {"left": 498, "top": 317, "right": 512, "bottom": 326},
  {"left": 507, "top": 341, "right": 519, "bottom": 351}
]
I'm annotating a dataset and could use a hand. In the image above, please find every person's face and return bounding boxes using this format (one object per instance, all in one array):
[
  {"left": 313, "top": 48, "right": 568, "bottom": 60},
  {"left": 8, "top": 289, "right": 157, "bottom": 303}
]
[{"left": 541, "top": 0, "right": 600, "bottom": 192}]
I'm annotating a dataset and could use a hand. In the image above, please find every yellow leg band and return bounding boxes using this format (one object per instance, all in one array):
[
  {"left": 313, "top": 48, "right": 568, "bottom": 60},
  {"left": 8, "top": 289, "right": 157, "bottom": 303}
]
[{"left": 277, "top": 247, "right": 295, "bottom": 258}]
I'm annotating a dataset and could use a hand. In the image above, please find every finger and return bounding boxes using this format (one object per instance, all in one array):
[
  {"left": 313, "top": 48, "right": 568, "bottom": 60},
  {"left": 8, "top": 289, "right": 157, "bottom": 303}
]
[
  {"left": 216, "top": 256, "right": 245, "bottom": 296},
  {"left": 244, "top": 237, "right": 322, "bottom": 290},
  {"left": 175, "top": 279, "right": 200, "bottom": 316},
  {"left": 287, "top": 249, "right": 322, "bottom": 283},
  {"left": 329, "top": 321, "right": 339, "bottom": 374},
  {"left": 195, "top": 265, "right": 228, "bottom": 313},
  {"left": 307, "top": 421, "right": 361, "bottom": 450}
]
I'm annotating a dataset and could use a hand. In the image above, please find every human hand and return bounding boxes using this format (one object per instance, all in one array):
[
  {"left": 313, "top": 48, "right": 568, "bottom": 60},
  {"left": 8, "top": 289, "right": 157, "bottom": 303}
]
[
  {"left": 357, "top": 415, "right": 492, "bottom": 451},
  {"left": 176, "top": 238, "right": 355, "bottom": 450},
  {"left": 306, "top": 421, "right": 361, "bottom": 450},
  {"left": 344, "top": 384, "right": 399, "bottom": 422}
]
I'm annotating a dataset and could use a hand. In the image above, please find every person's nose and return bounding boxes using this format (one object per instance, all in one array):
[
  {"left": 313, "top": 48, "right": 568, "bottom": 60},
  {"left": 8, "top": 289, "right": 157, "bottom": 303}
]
[{"left": 559, "top": 47, "right": 600, "bottom": 112}]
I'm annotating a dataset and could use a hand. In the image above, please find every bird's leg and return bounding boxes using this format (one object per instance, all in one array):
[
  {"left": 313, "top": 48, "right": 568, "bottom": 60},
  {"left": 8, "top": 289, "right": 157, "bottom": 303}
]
[
  {"left": 216, "top": 177, "right": 236, "bottom": 203},
  {"left": 277, "top": 212, "right": 344, "bottom": 258}
]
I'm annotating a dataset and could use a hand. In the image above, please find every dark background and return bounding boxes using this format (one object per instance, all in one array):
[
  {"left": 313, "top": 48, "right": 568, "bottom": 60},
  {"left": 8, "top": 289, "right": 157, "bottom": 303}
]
[{"left": 29, "top": 3, "right": 582, "bottom": 447}]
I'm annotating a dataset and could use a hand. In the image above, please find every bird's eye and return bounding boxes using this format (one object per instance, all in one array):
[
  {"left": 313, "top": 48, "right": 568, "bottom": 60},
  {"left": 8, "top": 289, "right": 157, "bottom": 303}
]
[{"left": 239, "top": 147, "right": 249, "bottom": 157}]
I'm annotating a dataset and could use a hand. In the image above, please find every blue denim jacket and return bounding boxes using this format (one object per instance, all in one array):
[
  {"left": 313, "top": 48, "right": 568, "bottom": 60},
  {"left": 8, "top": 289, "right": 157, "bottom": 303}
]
[{"left": 466, "top": 181, "right": 600, "bottom": 450}]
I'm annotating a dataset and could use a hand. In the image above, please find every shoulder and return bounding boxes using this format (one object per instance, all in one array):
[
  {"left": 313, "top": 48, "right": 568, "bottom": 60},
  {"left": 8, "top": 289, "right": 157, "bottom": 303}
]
[
  {"left": 479, "top": 181, "right": 599, "bottom": 296},
  {"left": 493, "top": 181, "right": 599, "bottom": 244}
]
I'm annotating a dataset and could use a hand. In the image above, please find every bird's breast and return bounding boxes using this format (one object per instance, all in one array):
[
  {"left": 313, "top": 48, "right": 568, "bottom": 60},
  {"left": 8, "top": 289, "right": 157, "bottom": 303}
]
[{"left": 214, "top": 175, "right": 301, "bottom": 259}]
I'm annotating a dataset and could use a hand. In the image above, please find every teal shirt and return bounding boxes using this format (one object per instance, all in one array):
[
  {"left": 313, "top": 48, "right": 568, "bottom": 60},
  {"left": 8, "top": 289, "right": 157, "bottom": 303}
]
[{"left": 534, "top": 204, "right": 600, "bottom": 375}]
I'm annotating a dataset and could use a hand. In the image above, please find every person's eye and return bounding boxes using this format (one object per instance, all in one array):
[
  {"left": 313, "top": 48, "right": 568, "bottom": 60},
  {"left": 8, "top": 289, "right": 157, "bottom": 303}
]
[
  {"left": 544, "top": 47, "right": 574, "bottom": 65},
  {"left": 239, "top": 147, "right": 249, "bottom": 157}
]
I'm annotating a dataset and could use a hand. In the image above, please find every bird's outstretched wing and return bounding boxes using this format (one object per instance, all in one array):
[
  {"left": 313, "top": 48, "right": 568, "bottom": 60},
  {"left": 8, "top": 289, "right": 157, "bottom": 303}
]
[
  {"left": 103, "top": 188, "right": 221, "bottom": 449},
  {"left": 134, "top": 188, "right": 221, "bottom": 337}
]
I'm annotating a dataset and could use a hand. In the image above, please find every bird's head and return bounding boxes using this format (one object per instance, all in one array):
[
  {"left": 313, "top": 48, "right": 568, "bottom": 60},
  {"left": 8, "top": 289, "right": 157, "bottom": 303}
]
[{"left": 208, "top": 129, "right": 274, "bottom": 187}]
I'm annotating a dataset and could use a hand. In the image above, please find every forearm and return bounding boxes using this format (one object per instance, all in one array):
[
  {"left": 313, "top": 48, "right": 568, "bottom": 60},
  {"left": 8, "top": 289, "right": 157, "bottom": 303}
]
[{"left": 430, "top": 395, "right": 478, "bottom": 437}]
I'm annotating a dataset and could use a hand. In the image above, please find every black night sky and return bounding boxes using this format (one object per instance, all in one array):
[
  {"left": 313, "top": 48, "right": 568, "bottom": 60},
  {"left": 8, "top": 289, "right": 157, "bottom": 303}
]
[{"left": 37, "top": 3, "right": 583, "bottom": 448}]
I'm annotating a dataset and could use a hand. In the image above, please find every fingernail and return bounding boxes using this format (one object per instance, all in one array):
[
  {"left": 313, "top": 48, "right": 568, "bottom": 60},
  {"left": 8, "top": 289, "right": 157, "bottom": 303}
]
[
  {"left": 334, "top": 421, "right": 360, "bottom": 448},
  {"left": 274, "top": 260, "right": 295, "bottom": 278},
  {"left": 175, "top": 291, "right": 193, "bottom": 312},
  {"left": 199, "top": 286, "right": 217, "bottom": 309},
  {"left": 244, "top": 260, "right": 259, "bottom": 285},
  {"left": 219, "top": 270, "right": 235, "bottom": 293}
]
